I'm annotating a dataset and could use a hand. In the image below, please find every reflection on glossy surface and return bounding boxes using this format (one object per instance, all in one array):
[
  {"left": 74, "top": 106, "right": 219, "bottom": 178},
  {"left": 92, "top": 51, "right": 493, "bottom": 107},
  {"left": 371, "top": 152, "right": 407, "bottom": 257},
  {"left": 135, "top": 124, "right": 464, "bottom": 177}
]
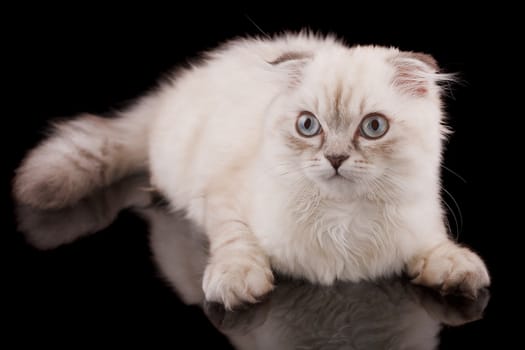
[
  {"left": 16, "top": 174, "right": 153, "bottom": 250},
  {"left": 16, "top": 175, "right": 489, "bottom": 349},
  {"left": 206, "top": 282, "right": 488, "bottom": 350}
]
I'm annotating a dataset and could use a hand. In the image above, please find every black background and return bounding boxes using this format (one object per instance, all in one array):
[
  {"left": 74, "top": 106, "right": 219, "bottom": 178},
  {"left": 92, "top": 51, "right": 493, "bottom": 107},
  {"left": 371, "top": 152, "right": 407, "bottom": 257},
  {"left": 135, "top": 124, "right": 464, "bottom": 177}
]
[{"left": 4, "top": 6, "right": 515, "bottom": 348}]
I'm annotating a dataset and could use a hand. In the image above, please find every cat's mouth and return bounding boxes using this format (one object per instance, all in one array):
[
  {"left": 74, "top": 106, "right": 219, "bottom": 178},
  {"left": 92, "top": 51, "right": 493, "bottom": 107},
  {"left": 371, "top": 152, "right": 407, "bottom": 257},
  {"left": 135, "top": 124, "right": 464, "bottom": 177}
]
[{"left": 328, "top": 172, "right": 353, "bottom": 182}]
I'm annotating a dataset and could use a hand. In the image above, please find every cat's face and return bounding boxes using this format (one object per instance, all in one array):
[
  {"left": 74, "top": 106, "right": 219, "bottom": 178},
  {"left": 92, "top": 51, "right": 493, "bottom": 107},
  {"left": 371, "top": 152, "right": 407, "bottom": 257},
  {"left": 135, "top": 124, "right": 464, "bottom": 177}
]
[{"left": 266, "top": 46, "right": 449, "bottom": 201}]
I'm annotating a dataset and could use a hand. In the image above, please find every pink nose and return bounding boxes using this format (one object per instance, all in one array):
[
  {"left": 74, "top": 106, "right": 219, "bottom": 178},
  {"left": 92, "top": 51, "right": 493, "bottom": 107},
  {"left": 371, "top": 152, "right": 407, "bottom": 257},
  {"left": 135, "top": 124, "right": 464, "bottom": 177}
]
[{"left": 325, "top": 154, "right": 349, "bottom": 170}]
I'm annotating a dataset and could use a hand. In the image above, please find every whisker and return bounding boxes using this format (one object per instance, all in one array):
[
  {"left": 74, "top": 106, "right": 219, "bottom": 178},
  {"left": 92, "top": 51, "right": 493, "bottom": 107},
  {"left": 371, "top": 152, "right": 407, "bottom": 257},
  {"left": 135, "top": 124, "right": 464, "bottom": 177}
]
[
  {"left": 244, "top": 14, "right": 271, "bottom": 39},
  {"left": 441, "top": 198, "right": 459, "bottom": 241},
  {"left": 377, "top": 179, "right": 398, "bottom": 203},
  {"left": 363, "top": 176, "right": 396, "bottom": 203},
  {"left": 277, "top": 164, "right": 317, "bottom": 177},
  {"left": 442, "top": 187, "right": 464, "bottom": 233},
  {"left": 442, "top": 165, "right": 467, "bottom": 183},
  {"left": 442, "top": 206, "right": 454, "bottom": 241},
  {"left": 371, "top": 173, "right": 403, "bottom": 201},
  {"left": 269, "top": 160, "right": 319, "bottom": 176},
  {"left": 273, "top": 159, "right": 319, "bottom": 170}
]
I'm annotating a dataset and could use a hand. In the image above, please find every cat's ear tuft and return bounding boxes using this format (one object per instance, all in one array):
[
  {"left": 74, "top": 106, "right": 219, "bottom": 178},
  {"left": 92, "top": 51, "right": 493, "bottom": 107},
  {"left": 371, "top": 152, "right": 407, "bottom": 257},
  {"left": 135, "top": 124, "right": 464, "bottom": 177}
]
[
  {"left": 390, "top": 52, "right": 448, "bottom": 97},
  {"left": 402, "top": 52, "right": 439, "bottom": 72},
  {"left": 269, "top": 51, "right": 312, "bottom": 87}
]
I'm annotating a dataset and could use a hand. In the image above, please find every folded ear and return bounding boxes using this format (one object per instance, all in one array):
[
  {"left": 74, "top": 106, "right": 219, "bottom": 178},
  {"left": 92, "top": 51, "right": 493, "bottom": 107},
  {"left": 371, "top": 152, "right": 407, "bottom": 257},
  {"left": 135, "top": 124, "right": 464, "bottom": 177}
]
[
  {"left": 268, "top": 51, "right": 312, "bottom": 87},
  {"left": 391, "top": 51, "right": 446, "bottom": 97}
]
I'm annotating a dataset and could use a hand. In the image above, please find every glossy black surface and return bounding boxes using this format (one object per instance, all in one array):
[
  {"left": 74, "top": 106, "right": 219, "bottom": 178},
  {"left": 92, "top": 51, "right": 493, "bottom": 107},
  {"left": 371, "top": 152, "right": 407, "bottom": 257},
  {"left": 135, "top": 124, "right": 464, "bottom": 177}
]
[
  {"left": 5, "top": 8, "right": 510, "bottom": 348},
  {"left": 10, "top": 175, "right": 490, "bottom": 349}
]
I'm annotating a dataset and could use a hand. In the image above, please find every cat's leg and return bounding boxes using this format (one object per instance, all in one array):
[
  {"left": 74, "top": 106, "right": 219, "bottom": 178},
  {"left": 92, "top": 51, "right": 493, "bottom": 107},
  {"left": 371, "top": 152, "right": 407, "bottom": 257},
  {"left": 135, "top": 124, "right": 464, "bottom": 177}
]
[
  {"left": 201, "top": 200, "right": 274, "bottom": 310},
  {"left": 407, "top": 239, "right": 490, "bottom": 299}
]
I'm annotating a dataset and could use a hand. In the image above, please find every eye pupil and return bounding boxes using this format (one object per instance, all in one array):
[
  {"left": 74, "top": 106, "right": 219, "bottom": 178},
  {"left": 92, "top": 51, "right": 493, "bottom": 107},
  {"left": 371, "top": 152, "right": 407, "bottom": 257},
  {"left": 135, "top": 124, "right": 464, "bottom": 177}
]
[
  {"left": 304, "top": 118, "right": 312, "bottom": 129},
  {"left": 370, "top": 119, "right": 379, "bottom": 130}
]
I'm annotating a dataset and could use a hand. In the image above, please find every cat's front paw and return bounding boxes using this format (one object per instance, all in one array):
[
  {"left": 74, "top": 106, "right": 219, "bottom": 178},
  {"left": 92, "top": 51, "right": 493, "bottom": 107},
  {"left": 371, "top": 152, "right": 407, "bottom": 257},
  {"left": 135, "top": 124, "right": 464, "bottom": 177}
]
[
  {"left": 407, "top": 242, "right": 490, "bottom": 299},
  {"left": 202, "top": 252, "right": 274, "bottom": 310}
]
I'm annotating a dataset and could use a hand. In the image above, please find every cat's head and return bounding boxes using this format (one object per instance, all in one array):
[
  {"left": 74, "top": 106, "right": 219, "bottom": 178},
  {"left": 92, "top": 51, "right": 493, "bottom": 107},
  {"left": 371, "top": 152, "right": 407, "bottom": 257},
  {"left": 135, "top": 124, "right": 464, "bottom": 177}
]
[{"left": 265, "top": 42, "right": 454, "bottom": 202}]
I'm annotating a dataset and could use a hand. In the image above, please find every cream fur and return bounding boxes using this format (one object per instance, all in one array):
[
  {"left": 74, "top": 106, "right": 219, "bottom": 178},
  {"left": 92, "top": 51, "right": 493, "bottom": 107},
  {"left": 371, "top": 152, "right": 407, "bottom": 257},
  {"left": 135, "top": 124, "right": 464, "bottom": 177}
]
[
  {"left": 147, "top": 206, "right": 488, "bottom": 350},
  {"left": 14, "top": 33, "right": 490, "bottom": 309},
  {"left": 16, "top": 176, "right": 489, "bottom": 349}
]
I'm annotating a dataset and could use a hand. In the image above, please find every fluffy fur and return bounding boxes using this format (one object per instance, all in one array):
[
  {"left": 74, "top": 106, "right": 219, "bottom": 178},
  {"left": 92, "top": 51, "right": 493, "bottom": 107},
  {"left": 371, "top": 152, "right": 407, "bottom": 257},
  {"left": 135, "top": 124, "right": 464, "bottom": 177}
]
[
  {"left": 14, "top": 33, "right": 490, "bottom": 308},
  {"left": 16, "top": 176, "right": 489, "bottom": 349},
  {"left": 145, "top": 200, "right": 488, "bottom": 350}
]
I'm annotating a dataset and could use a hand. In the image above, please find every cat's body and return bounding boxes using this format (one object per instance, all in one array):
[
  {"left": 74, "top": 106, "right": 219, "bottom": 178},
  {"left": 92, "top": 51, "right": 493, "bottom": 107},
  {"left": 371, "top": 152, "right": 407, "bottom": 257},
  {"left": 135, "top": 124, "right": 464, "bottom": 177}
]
[
  {"left": 16, "top": 175, "right": 489, "bottom": 350},
  {"left": 14, "top": 33, "right": 490, "bottom": 308}
]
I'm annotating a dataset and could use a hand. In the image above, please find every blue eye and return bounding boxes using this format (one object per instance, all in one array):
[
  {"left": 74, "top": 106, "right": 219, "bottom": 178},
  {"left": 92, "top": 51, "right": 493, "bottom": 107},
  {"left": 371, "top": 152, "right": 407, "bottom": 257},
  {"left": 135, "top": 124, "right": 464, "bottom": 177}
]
[
  {"left": 296, "top": 112, "right": 322, "bottom": 137},
  {"left": 360, "top": 114, "right": 389, "bottom": 139}
]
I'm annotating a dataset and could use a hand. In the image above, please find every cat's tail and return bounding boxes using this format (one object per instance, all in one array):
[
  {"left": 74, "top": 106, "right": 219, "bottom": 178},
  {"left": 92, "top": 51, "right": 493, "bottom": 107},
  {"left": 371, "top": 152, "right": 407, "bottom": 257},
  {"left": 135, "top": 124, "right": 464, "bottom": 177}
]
[{"left": 14, "top": 101, "right": 154, "bottom": 209}]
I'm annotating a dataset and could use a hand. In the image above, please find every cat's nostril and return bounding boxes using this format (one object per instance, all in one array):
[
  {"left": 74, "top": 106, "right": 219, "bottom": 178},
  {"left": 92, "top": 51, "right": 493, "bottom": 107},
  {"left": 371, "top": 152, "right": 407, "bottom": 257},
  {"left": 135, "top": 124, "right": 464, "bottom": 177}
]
[{"left": 325, "top": 154, "right": 349, "bottom": 170}]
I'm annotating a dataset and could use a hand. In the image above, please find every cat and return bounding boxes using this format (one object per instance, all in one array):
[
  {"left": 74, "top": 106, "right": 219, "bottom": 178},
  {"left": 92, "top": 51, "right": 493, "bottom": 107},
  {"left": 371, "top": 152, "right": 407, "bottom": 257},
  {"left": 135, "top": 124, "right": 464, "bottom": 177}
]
[
  {"left": 13, "top": 32, "right": 490, "bottom": 309},
  {"left": 16, "top": 174, "right": 489, "bottom": 350},
  {"left": 143, "top": 191, "right": 489, "bottom": 350}
]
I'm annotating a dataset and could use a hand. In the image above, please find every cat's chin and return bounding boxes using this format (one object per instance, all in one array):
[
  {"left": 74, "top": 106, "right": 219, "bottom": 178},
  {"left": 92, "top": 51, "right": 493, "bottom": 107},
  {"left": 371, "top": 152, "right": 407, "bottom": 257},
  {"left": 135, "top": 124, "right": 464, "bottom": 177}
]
[{"left": 314, "top": 176, "right": 361, "bottom": 200}]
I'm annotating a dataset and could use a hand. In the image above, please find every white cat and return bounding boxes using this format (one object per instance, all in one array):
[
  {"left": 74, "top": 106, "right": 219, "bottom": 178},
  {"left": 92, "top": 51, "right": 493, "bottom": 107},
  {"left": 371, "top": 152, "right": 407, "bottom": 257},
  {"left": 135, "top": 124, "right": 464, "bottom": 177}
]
[
  {"left": 14, "top": 33, "right": 490, "bottom": 309},
  {"left": 143, "top": 197, "right": 488, "bottom": 350},
  {"left": 16, "top": 174, "right": 489, "bottom": 350}
]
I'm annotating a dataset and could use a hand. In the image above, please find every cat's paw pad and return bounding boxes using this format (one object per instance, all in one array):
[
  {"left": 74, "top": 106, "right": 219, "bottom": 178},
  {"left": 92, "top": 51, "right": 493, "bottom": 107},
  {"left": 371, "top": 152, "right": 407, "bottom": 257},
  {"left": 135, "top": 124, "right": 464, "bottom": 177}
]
[
  {"left": 408, "top": 243, "right": 490, "bottom": 299},
  {"left": 202, "top": 253, "right": 274, "bottom": 310}
]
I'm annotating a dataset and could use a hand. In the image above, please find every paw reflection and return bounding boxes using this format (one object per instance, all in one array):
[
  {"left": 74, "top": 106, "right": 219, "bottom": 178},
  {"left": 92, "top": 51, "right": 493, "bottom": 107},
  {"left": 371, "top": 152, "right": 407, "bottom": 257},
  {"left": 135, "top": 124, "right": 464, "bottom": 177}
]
[{"left": 16, "top": 175, "right": 489, "bottom": 349}]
